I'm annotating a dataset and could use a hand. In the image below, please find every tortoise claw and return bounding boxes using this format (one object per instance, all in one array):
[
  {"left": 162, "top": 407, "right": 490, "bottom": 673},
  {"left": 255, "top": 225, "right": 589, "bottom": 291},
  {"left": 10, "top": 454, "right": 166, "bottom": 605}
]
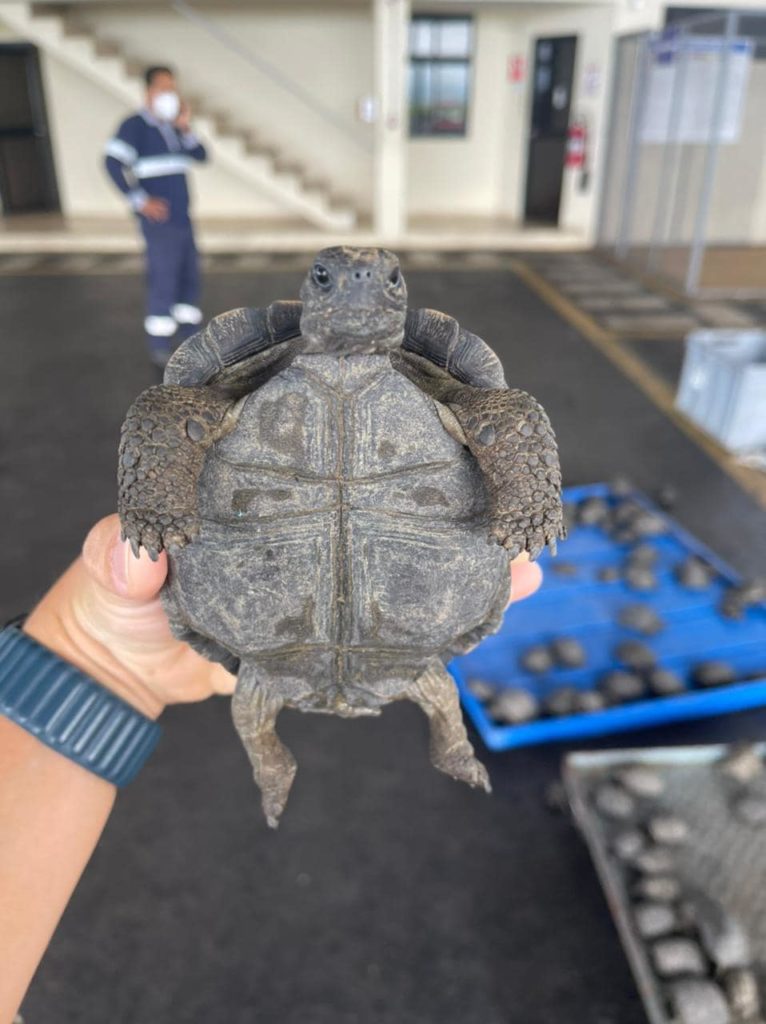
[
  {"left": 490, "top": 515, "right": 563, "bottom": 561},
  {"left": 119, "top": 510, "right": 199, "bottom": 558}
]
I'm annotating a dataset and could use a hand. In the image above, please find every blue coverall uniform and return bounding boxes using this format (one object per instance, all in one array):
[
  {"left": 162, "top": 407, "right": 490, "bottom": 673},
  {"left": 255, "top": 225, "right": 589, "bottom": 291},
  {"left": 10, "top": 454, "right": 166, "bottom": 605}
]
[{"left": 104, "top": 110, "right": 207, "bottom": 362}]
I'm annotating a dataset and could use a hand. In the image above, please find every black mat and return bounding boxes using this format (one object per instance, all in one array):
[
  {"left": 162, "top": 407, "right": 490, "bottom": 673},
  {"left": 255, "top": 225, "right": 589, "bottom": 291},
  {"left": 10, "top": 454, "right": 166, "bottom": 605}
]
[{"left": 2, "top": 266, "right": 765, "bottom": 1024}]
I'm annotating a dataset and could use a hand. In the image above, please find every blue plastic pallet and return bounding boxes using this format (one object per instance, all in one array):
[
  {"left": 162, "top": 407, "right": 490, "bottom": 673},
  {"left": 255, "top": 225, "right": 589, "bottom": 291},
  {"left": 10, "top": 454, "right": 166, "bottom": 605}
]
[{"left": 451, "top": 482, "right": 766, "bottom": 751}]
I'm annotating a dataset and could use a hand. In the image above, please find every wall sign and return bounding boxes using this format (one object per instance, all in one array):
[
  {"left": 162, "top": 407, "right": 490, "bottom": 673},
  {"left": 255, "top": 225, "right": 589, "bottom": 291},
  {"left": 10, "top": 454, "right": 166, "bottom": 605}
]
[
  {"left": 640, "top": 35, "right": 754, "bottom": 144},
  {"left": 507, "top": 54, "right": 526, "bottom": 85},
  {"left": 582, "top": 62, "right": 602, "bottom": 97}
]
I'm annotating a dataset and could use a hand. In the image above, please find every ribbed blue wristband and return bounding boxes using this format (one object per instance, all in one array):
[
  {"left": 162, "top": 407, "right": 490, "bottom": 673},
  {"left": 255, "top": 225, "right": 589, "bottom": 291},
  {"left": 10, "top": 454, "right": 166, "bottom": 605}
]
[{"left": 0, "top": 626, "right": 161, "bottom": 785}]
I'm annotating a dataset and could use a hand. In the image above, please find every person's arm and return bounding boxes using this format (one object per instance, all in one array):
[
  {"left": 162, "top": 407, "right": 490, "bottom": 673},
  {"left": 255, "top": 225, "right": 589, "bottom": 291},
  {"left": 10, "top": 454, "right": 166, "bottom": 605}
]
[
  {"left": 0, "top": 515, "right": 236, "bottom": 1024},
  {"left": 104, "top": 117, "right": 148, "bottom": 212},
  {"left": 175, "top": 102, "right": 207, "bottom": 163},
  {"left": 0, "top": 719, "right": 116, "bottom": 1024},
  {"left": 0, "top": 515, "right": 541, "bottom": 1022},
  {"left": 104, "top": 118, "right": 169, "bottom": 222}
]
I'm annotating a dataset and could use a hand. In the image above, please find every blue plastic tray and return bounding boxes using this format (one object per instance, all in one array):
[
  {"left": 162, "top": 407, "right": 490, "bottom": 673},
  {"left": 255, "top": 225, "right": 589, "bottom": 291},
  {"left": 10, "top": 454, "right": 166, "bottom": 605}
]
[{"left": 451, "top": 483, "right": 766, "bottom": 751}]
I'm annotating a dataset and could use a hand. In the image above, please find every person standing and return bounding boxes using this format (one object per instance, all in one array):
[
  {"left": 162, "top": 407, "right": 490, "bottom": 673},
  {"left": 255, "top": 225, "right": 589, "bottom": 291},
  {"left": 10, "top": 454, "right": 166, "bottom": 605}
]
[{"left": 104, "top": 66, "right": 208, "bottom": 366}]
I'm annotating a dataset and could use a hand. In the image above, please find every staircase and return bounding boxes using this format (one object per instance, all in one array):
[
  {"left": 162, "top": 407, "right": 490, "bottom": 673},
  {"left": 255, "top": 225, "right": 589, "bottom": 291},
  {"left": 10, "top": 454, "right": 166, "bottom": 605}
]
[{"left": 0, "top": 2, "right": 359, "bottom": 231}]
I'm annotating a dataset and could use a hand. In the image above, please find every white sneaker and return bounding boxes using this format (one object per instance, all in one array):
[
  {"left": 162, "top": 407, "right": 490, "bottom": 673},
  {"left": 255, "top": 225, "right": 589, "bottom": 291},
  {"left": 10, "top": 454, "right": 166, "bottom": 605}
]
[{"left": 171, "top": 303, "right": 203, "bottom": 325}]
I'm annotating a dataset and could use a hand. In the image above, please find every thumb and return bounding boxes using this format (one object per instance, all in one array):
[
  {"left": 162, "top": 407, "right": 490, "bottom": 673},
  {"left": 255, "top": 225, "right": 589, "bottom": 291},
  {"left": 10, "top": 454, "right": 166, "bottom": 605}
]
[
  {"left": 508, "top": 552, "right": 543, "bottom": 605},
  {"left": 82, "top": 514, "right": 168, "bottom": 603}
]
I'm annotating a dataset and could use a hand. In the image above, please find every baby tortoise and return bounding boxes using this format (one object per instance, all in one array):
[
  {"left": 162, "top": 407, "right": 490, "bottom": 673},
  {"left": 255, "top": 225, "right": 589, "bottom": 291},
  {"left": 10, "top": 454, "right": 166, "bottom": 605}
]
[{"left": 117, "top": 247, "right": 564, "bottom": 825}]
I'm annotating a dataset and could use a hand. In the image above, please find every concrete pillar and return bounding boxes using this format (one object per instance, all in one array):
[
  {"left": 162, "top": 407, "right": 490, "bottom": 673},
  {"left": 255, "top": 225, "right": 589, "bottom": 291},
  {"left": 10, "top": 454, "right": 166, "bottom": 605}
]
[{"left": 373, "top": 0, "right": 410, "bottom": 242}]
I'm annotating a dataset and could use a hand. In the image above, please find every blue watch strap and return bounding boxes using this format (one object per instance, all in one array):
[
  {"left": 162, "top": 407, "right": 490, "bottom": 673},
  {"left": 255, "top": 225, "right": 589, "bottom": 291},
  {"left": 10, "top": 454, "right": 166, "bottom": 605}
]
[{"left": 0, "top": 626, "right": 161, "bottom": 785}]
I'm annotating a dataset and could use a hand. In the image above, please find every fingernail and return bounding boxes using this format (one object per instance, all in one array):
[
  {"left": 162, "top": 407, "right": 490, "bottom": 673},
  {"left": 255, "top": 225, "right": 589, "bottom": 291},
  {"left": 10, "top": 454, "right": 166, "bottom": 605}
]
[{"left": 110, "top": 536, "right": 132, "bottom": 594}]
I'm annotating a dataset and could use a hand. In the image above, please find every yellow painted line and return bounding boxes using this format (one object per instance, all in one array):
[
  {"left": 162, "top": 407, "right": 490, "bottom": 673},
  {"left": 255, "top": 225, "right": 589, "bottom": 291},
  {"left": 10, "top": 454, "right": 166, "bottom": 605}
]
[{"left": 511, "top": 259, "right": 766, "bottom": 510}]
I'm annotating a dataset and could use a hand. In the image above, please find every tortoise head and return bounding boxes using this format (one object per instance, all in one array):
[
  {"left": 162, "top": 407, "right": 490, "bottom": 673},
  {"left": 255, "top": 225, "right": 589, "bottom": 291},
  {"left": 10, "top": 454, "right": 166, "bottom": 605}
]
[{"left": 299, "top": 246, "right": 407, "bottom": 353}]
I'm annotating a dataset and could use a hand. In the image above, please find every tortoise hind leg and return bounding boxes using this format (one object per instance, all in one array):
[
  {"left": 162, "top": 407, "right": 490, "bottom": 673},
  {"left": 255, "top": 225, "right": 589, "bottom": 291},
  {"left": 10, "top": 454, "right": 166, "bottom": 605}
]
[
  {"left": 407, "top": 660, "right": 491, "bottom": 794},
  {"left": 231, "top": 666, "right": 297, "bottom": 828},
  {"left": 161, "top": 586, "right": 241, "bottom": 674},
  {"left": 169, "top": 622, "right": 240, "bottom": 675}
]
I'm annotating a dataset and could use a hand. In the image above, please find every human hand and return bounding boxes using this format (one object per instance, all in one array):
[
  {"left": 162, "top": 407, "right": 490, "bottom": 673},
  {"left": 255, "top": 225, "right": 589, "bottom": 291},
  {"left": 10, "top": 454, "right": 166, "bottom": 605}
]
[
  {"left": 175, "top": 101, "right": 191, "bottom": 133},
  {"left": 508, "top": 552, "right": 543, "bottom": 605},
  {"left": 140, "top": 196, "right": 170, "bottom": 222},
  {"left": 23, "top": 514, "right": 236, "bottom": 720}
]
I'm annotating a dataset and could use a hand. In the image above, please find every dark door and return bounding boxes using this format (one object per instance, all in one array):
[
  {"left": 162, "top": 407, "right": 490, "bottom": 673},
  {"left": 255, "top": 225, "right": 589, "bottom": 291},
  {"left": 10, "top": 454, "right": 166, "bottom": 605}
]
[
  {"left": 0, "top": 44, "right": 59, "bottom": 214},
  {"left": 524, "top": 35, "right": 577, "bottom": 224}
]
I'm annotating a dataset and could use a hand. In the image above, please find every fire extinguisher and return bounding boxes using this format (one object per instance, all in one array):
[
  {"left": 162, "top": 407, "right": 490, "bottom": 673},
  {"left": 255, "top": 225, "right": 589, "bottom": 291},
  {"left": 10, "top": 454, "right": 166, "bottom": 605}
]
[{"left": 565, "top": 117, "right": 590, "bottom": 190}]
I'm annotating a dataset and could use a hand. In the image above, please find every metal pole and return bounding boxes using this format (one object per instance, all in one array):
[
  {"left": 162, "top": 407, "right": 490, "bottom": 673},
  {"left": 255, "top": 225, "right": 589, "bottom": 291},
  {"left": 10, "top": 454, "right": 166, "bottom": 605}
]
[
  {"left": 594, "top": 36, "right": 624, "bottom": 247},
  {"left": 615, "top": 34, "right": 651, "bottom": 262},
  {"left": 647, "top": 35, "right": 689, "bottom": 273},
  {"left": 684, "top": 11, "right": 737, "bottom": 295}
]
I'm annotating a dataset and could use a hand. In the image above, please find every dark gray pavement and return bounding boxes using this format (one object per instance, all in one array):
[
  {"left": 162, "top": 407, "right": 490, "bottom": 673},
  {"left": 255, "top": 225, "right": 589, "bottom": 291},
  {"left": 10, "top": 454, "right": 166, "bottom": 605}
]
[{"left": 2, "top": 265, "right": 765, "bottom": 1024}]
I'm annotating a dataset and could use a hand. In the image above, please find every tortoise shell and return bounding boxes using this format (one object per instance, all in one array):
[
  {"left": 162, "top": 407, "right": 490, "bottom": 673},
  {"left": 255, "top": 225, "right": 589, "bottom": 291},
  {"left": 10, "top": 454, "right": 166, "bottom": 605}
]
[{"left": 163, "top": 352, "right": 510, "bottom": 711}]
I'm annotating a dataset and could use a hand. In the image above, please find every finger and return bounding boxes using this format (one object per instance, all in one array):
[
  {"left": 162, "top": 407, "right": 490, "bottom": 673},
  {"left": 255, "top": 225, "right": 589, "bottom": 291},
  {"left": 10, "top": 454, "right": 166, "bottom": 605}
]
[
  {"left": 508, "top": 552, "right": 543, "bottom": 605},
  {"left": 209, "top": 662, "right": 237, "bottom": 696},
  {"left": 82, "top": 513, "right": 167, "bottom": 602}
]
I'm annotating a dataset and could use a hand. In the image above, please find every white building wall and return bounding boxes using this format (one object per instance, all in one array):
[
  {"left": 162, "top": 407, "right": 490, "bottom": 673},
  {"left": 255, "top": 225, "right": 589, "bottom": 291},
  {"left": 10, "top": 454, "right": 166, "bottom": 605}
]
[
  {"left": 70, "top": 3, "right": 375, "bottom": 212},
  {"left": 407, "top": 3, "right": 616, "bottom": 241},
  {"left": 1, "top": 0, "right": 765, "bottom": 245},
  {"left": 498, "top": 3, "right": 616, "bottom": 240},
  {"left": 407, "top": 8, "right": 511, "bottom": 217}
]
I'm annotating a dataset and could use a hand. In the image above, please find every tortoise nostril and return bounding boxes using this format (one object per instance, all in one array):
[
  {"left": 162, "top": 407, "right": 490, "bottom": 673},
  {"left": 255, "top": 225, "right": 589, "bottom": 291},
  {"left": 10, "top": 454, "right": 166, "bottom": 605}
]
[
  {"left": 365, "top": 270, "right": 371, "bottom": 278},
  {"left": 353, "top": 270, "right": 362, "bottom": 280}
]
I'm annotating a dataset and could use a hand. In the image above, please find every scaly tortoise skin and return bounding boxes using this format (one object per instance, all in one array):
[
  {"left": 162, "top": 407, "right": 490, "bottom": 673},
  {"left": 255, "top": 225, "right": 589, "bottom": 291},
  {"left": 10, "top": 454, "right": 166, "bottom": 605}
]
[{"left": 118, "top": 247, "right": 564, "bottom": 826}]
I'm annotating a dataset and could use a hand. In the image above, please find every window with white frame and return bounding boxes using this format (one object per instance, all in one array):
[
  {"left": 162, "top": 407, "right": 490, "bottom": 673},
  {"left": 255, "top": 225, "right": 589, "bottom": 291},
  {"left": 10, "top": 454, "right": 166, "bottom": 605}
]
[{"left": 409, "top": 15, "right": 473, "bottom": 137}]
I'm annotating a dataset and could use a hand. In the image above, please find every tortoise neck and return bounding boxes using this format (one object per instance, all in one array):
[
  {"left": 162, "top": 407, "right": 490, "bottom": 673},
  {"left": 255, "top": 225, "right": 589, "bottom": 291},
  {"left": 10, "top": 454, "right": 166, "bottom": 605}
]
[{"left": 301, "top": 330, "right": 404, "bottom": 355}]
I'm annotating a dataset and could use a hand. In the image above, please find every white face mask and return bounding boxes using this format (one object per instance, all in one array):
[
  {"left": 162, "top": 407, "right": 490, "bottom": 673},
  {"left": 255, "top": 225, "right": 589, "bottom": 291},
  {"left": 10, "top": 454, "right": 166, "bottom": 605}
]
[{"left": 152, "top": 90, "right": 180, "bottom": 122}]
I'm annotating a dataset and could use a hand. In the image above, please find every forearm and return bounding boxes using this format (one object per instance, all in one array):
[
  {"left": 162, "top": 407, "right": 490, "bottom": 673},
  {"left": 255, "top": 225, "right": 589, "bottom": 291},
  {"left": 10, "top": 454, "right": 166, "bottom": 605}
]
[
  {"left": 0, "top": 510, "right": 234, "bottom": 1021},
  {"left": 0, "top": 550, "right": 161, "bottom": 1020},
  {"left": 180, "top": 131, "right": 206, "bottom": 162},
  {"left": 0, "top": 715, "right": 115, "bottom": 1023},
  {"left": 104, "top": 156, "right": 146, "bottom": 211}
]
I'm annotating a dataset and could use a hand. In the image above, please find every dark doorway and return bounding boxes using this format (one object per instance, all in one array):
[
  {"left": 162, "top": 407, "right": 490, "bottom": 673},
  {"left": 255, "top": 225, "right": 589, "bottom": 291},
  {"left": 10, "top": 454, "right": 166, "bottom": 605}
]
[
  {"left": 524, "top": 35, "right": 577, "bottom": 224},
  {"left": 0, "top": 43, "right": 60, "bottom": 214}
]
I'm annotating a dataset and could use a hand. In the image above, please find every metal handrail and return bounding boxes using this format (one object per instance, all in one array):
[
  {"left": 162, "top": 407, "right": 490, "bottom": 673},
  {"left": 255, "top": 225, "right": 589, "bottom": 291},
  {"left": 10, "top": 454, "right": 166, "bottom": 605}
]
[{"left": 171, "top": 0, "right": 372, "bottom": 153}]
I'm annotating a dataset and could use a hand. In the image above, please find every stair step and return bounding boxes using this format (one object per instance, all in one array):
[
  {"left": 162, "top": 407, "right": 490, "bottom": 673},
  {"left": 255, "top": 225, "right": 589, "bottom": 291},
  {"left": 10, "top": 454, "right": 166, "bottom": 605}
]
[
  {"left": 93, "top": 55, "right": 126, "bottom": 80},
  {"left": 273, "top": 158, "right": 306, "bottom": 178},
  {"left": 123, "top": 57, "right": 145, "bottom": 79},
  {"left": 93, "top": 38, "right": 121, "bottom": 59},
  {"left": 23, "top": 13, "right": 63, "bottom": 40},
  {"left": 60, "top": 36, "right": 95, "bottom": 60}
]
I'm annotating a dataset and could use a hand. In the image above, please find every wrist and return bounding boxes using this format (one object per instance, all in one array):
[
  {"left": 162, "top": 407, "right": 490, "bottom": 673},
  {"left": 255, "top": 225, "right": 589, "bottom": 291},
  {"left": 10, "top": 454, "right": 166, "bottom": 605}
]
[
  {"left": 0, "top": 625, "right": 162, "bottom": 787},
  {"left": 23, "top": 609, "right": 165, "bottom": 721},
  {"left": 128, "top": 188, "right": 148, "bottom": 212}
]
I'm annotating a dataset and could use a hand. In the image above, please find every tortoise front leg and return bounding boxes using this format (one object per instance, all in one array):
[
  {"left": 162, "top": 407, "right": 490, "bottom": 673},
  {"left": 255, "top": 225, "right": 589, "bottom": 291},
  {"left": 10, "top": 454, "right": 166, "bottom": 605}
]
[
  {"left": 118, "top": 384, "right": 236, "bottom": 558},
  {"left": 449, "top": 384, "right": 564, "bottom": 559},
  {"left": 391, "top": 350, "right": 564, "bottom": 560}
]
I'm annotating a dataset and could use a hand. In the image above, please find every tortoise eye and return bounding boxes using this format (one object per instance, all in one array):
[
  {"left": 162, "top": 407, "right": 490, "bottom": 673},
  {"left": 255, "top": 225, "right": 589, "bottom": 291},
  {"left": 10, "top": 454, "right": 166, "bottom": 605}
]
[
  {"left": 312, "top": 263, "right": 331, "bottom": 288},
  {"left": 388, "top": 266, "right": 401, "bottom": 286}
]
